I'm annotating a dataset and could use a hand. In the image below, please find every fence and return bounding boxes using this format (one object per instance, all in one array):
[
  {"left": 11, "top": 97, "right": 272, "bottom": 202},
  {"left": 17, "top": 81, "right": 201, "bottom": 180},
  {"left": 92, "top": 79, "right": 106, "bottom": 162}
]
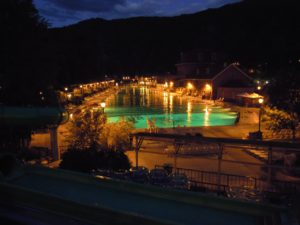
[{"left": 155, "top": 165, "right": 300, "bottom": 194}]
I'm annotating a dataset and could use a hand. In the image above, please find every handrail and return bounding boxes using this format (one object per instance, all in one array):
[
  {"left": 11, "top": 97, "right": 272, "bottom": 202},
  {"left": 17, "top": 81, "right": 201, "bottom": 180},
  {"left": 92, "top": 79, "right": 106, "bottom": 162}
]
[{"left": 133, "top": 132, "right": 300, "bottom": 149}]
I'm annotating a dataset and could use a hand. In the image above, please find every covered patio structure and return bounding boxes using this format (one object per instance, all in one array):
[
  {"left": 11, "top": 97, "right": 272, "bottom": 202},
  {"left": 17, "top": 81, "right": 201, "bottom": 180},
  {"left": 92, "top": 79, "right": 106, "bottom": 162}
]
[{"left": 236, "top": 92, "right": 264, "bottom": 107}]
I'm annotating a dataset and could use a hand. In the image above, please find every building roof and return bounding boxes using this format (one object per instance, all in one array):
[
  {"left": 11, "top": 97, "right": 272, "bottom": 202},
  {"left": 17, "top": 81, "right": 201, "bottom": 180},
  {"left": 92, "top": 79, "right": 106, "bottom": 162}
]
[
  {"left": 1, "top": 166, "right": 287, "bottom": 225},
  {"left": 237, "top": 92, "right": 264, "bottom": 99},
  {"left": 212, "top": 64, "right": 253, "bottom": 81},
  {"left": 174, "top": 64, "right": 253, "bottom": 82}
]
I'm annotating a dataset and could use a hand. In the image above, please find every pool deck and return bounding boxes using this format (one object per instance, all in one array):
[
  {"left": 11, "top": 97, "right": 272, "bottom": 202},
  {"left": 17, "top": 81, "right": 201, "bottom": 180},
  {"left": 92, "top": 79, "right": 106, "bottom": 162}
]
[{"left": 0, "top": 166, "right": 287, "bottom": 225}]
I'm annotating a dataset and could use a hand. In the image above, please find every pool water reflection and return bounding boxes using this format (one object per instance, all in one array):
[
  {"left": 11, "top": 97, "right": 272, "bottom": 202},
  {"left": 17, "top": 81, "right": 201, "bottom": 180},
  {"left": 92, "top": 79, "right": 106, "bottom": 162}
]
[{"left": 105, "top": 86, "right": 237, "bottom": 129}]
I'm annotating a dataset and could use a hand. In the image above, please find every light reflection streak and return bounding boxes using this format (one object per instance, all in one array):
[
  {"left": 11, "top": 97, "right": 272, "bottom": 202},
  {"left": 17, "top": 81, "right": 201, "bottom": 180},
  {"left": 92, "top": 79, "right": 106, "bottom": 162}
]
[
  {"left": 169, "top": 94, "right": 173, "bottom": 114},
  {"left": 163, "top": 91, "right": 168, "bottom": 113},
  {"left": 187, "top": 101, "right": 192, "bottom": 122},
  {"left": 204, "top": 106, "right": 210, "bottom": 126}
]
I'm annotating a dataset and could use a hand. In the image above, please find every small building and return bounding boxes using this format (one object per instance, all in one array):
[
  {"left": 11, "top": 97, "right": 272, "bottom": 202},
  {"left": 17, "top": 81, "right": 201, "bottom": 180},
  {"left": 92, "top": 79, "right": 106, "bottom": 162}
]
[
  {"left": 174, "top": 63, "right": 254, "bottom": 101},
  {"left": 236, "top": 92, "right": 264, "bottom": 107},
  {"left": 212, "top": 64, "right": 254, "bottom": 101},
  {"left": 172, "top": 50, "right": 254, "bottom": 101}
]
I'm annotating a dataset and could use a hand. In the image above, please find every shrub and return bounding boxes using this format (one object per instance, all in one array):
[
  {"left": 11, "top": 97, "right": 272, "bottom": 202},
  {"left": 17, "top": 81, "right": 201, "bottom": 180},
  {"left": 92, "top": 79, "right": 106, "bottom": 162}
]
[{"left": 59, "top": 148, "right": 131, "bottom": 173}]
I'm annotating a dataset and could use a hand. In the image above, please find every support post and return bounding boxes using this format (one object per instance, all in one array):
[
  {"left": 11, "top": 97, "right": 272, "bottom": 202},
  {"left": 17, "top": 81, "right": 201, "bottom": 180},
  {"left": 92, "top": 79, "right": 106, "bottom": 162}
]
[
  {"left": 267, "top": 145, "right": 273, "bottom": 186},
  {"left": 135, "top": 136, "right": 139, "bottom": 168},
  {"left": 174, "top": 145, "right": 180, "bottom": 174},
  {"left": 173, "top": 140, "right": 183, "bottom": 174},
  {"left": 217, "top": 143, "right": 223, "bottom": 194},
  {"left": 50, "top": 127, "right": 60, "bottom": 161},
  {"left": 258, "top": 107, "right": 262, "bottom": 132}
]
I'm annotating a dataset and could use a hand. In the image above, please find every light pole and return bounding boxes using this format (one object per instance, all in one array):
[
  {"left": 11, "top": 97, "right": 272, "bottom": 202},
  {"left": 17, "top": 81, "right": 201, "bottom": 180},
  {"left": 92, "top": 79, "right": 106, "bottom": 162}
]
[
  {"left": 205, "top": 83, "right": 212, "bottom": 100},
  {"left": 187, "top": 82, "right": 193, "bottom": 95},
  {"left": 100, "top": 102, "right": 106, "bottom": 113},
  {"left": 258, "top": 98, "right": 264, "bottom": 132}
]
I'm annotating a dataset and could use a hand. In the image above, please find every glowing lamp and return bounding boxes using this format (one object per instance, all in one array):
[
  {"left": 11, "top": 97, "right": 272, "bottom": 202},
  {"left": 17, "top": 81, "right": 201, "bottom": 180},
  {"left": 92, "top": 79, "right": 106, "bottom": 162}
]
[
  {"left": 100, "top": 102, "right": 106, "bottom": 108},
  {"left": 187, "top": 82, "right": 193, "bottom": 90}
]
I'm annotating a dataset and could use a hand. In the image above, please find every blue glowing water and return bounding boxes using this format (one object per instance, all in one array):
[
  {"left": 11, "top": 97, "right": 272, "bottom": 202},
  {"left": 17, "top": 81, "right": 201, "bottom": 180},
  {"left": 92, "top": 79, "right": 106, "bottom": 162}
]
[{"left": 105, "top": 86, "right": 237, "bottom": 129}]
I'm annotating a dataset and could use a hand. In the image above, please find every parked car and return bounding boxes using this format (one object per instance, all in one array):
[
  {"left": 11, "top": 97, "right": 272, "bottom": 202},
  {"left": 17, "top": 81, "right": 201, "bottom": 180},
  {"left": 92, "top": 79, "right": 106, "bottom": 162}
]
[
  {"left": 149, "top": 168, "right": 169, "bottom": 186},
  {"left": 169, "top": 173, "right": 190, "bottom": 190},
  {"left": 129, "top": 167, "right": 149, "bottom": 183}
]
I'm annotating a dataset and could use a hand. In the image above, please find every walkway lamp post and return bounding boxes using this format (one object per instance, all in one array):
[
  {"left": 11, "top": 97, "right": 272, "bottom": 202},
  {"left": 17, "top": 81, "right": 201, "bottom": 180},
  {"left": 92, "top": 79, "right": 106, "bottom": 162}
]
[
  {"left": 100, "top": 102, "right": 106, "bottom": 113},
  {"left": 258, "top": 98, "right": 264, "bottom": 132},
  {"left": 187, "top": 82, "right": 193, "bottom": 95},
  {"left": 205, "top": 84, "right": 212, "bottom": 100}
]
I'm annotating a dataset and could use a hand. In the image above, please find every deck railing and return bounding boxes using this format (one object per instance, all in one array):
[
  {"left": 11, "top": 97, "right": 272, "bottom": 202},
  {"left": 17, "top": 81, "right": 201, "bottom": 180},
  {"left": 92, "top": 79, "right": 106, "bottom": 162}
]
[{"left": 155, "top": 165, "right": 300, "bottom": 194}]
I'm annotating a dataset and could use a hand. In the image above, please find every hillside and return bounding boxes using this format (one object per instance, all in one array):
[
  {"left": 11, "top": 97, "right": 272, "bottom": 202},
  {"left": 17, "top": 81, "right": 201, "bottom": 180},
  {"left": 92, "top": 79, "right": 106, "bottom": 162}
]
[{"left": 45, "top": 0, "right": 300, "bottom": 84}]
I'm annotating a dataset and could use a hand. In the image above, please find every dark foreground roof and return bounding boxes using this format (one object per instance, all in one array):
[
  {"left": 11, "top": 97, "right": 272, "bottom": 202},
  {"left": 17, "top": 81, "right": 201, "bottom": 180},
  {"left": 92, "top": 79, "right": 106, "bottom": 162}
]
[{"left": 0, "top": 166, "right": 287, "bottom": 225}]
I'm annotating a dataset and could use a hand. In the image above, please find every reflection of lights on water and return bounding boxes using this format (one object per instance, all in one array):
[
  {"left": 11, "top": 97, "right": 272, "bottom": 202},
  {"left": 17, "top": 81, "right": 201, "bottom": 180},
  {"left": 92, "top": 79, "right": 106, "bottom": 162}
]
[
  {"left": 163, "top": 92, "right": 168, "bottom": 112},
  {"left": 146, "top": 88, "right": 150, "bottom": 107},
  {"left": 140, "top": 87, "right": 146, "bottom": 105},
  {"left": 204, "top": 106, "right": 210, "bottom": 126},
  {"left": 169, "top": 95, "right": 173, "bottom": 113},
  {"left": 187, "top": 101, "right": 192, "bottom": 122}
]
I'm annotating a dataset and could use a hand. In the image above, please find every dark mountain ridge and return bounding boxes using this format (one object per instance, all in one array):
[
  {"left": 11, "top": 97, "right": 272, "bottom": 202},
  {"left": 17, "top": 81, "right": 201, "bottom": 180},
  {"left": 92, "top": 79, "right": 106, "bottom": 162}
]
[{"left": 46, "top": 0, "right": 300, "bottom": 84}]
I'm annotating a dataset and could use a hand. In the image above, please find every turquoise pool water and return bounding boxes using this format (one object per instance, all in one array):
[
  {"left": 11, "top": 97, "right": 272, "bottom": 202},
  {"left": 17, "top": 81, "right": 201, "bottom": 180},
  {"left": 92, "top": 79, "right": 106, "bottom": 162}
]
[{"left": 105, "top": 86, "right": 237, "bottom": 129}]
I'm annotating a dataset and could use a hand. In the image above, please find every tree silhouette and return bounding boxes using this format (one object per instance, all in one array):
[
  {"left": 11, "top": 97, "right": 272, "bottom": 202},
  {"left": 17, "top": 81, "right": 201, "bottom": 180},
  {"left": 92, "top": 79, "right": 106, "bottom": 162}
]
[{"left": 0, "top": 0, "right": 49, "bottom": 106}]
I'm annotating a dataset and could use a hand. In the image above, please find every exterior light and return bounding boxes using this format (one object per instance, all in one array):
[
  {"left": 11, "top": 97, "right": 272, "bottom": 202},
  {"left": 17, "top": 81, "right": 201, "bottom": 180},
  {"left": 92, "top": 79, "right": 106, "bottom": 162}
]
[
  {"left": 116, "top": 83, "right": 119, "bottom": 86},
  {"left": 100, "top": 102, "right": 106, "bottom": 108},
  {"left": 205, "top": 84, "right": 212, "bottom": 91},
  {"left": 187, "top": 82, "right": 193, "bottom": 90},
  {"left": 100, "top": 102, "right": 106, "bottom": 113},
  {"left": 258, "top": 98, "right": 264, "bottom": 133},
  {"left": 170, "top": 81, "right": 174, "bottom": 87},
  {"left": 79, "top": 85, "right": 83, "bottom": 88},
  {"left": 164, "top": 82, "right": 168, "bottom": 88},
  {"left": 205, "top": 84, "right": 212, "bottom": 100},
  {"left": 257, "top": 86, "right": 261, "bottom": 90},
  {"left": 265, "top": 80, "right": 269, "bottom": 84},
  {"left": 39, "top": 91, "right": 43, "bottom": 95},
  {"left": 67, "top": 93, "right": 72, "bottom": 99},
  {"left": 64, "top": 87, "right": 68, "bottom": 91}
]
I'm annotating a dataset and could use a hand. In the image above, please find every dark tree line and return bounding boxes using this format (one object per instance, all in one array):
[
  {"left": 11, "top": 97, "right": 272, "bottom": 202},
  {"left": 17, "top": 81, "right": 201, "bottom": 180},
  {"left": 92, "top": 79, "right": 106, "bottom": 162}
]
[
  {"left": 45, "top": 0, "right": 300, "bottom": 84},
  {"left": 1, "top": 0, "right": 300, "bottom": 95},
  {"left": 0, "top": 0, "right": 57, "bottom": 106}
]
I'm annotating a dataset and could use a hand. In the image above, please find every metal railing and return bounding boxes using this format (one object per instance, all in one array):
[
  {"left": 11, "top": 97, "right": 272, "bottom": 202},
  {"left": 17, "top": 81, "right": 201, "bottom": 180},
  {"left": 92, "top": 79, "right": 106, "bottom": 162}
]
[{"left": 155, "top": 165, "right": 300, "bottom": 194}]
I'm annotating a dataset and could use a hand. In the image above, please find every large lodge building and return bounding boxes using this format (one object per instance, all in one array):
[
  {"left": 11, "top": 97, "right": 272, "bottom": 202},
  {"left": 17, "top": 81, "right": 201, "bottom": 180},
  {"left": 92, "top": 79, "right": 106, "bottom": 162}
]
[{"left": 171, "top": 50, "right": 254, "bottom": 101}]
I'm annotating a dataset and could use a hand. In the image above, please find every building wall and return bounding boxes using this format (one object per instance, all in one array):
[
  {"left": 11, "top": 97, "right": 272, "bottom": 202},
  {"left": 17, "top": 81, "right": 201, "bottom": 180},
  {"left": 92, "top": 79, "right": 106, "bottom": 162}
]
[
  {"left": 217, "top": 87, "right": 254, "bottom": 101},
  {"left": 212, "top": 65, "right": 253, "bottom": 99}
]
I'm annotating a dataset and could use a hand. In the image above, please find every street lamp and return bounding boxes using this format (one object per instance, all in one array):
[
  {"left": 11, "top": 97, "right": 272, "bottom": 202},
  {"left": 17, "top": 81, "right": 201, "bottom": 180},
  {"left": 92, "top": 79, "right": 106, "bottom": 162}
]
[
  {"left": 100, "top": 102, "right": 106, "bottom": 113},
  {"left": 258, "top": 98, "right": 264, "bottom": 132},
  {"left": 187, "top": 82, "right": 193, "bottom": 90},
  {"left": 187, "top": 82, "right": 193, "bottom": 95},
  {"left": 205, "top": 83, "right": 212, "bottom": 100}
]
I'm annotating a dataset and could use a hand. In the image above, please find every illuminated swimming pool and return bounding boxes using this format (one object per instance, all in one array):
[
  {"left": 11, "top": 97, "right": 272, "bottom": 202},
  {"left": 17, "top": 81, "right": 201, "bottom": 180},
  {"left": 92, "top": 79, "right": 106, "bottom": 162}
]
[{"left": 105, "top": 86, "right": 237, "bottom": 129}]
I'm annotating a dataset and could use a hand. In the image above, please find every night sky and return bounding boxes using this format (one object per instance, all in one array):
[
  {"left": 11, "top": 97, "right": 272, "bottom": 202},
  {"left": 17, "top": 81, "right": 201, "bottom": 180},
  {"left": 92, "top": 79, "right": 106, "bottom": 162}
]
[{"left": 33, "top": 0, "right": 241, "bottom": 27}]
